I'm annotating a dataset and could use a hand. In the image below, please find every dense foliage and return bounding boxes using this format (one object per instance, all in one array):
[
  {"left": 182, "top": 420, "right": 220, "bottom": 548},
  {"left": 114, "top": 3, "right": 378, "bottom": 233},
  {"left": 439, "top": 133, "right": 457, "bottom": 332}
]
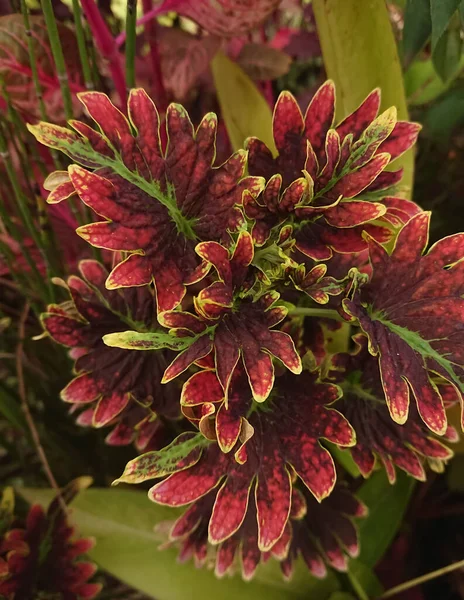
[{"left": 1, "top": 1, "right": 464, "bottom": 599}]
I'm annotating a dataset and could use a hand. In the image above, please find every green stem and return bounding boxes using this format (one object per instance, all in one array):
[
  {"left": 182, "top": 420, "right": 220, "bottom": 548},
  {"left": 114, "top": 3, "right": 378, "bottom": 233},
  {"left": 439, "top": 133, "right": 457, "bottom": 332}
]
[
  {"left": 41, "top": 0, "right": 74, "bottom": 121},
  {"left": 125, "top": 0, "right": 137, "bottom": 90},
  {"left": 0, "top": 234, "right": 43, "bottom": 317},
  {"left": 71, "top": 0, "right": 94, "bottom": 90},
  {"left": 20, "top": 0, "right": 47, "bottom": 122},
  {"left": 88, "top": 31, "right": 102, "bottom": 89},
  {"left": 379, "top": 559, "right": 464, "bottom": 599},
  {"left": 0, "top": 234, "right": 31, "bottom": 295},
  {"left": 0, "top": 125, "right": 51, "bottom": 300},
  {"left": 288, "top": 307, "right": 345, "bottom": 322}
]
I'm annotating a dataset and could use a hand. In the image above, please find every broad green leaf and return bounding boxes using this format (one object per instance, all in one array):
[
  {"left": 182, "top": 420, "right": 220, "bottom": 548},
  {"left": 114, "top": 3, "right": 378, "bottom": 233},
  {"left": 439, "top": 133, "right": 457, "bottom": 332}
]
[
  {"left": 432, "top": 11, "right": 463, "bottom": 81},
  {"left": 103, "top": 330, "right": 192, "bottom": 351},
  {"left": 430, "top": 0, "right": 461, "bottom": 51},
  {"left": 348, "top": 559, "right": 384, "bottom": 600},
  {"left": 19, "top": 487, "right": 340, "bottom": 600},
  {"left": 356, "top": 470, "right": 414, "bottom": 567},
  {"left": 328, "top": 594, "right": 356, "bottom": 600},
  {"left": 404, "top": 56, "right": 464, "bottom": 105},
  {"left": 402, "top": 0, "right": 432, "bottom": 66},
  {"left": 211, "top": 50, "right": 277, "bottom": 154},
  {"left": 312, "top": 0, "right": 415, "bottom": 195}
]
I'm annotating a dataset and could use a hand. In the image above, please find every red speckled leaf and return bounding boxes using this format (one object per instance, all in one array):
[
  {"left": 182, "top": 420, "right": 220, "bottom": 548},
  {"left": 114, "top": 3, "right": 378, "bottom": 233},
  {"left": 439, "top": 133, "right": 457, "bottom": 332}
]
[
  {"left": 29, "top": 91, "right": 247, "bottom": 312},
  {"left": 290, "top": 263, "right": 346, "bottom": 304},
  {"left": 333, "top": 336, "right": 455, "bottom": 483},
  {"left": 41, "top": 312, "right": 88, "bottom": 347},
  {"left": 167, "top": 491, "right": 297, "bottom": 580},
  {"left": 330, "top": 153, "right": 391, "bottom": 198},
  {"left": 323, "top": 200, "right": 386, "bottom": 228},
  {"left": 209, "top": 471, "right": 253, "bottom": 543},
  {"left": 336, "top": 89, "right": 381, "bottom": 142},
  {"left": 61, "top": 373, "right": 101, "bottom": 404},
  {"left": 283, "top": 485, "right": 366, "bottom": 579},
  {"left": 164, "top": 237, "right": 301, "bottom": 402},
  {"left": 304, "top": 80, "right": 336, "bottom": 163},
  {"left": 126, "top": 370, "right": 353, "bottom": 552},
  {"left": 243, "top": 174, "right": 308, "bottom": 245},
  {"left": 343, "top": 213, "right": 464, "bottom": 434},
  {"left": 163, "top": 336, "right": 214, "bottom": 382},
  {"left": 105, "top": 254, "right": 153, "bottom": 289},
  {"left": 246, "top": 82, "right": 418, "bottom": 206},
  {"left": 255, "top": 451, "right": 292, "bottom": 551},
  {"left": 378, "top": 121, "right": 422, "bottom": 161},
  {"left": 41, "top": 260, "right": 180, "bottom": 451},
  {"left": 93, "top": 391, "right": 129, "bottom": 427}
]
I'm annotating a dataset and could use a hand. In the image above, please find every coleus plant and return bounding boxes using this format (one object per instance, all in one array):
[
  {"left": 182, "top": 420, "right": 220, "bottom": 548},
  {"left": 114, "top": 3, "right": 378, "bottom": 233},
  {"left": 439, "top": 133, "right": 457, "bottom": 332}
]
[
  {"left": 29, "top": 80, "right": 464, "bottom": 581},
  {"left": 0, "top": 481, "right": 101, "bottom": 600}
]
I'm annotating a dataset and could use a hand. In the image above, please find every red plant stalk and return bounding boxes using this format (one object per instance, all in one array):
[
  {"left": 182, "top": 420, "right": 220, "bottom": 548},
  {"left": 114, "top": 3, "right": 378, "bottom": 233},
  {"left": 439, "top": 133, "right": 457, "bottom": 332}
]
[
  {"left": 80, "top": 0, "right": 127, "bottom": 106},
  {"left": 142, "top": 0, "right": 168, "bottom": 110}
]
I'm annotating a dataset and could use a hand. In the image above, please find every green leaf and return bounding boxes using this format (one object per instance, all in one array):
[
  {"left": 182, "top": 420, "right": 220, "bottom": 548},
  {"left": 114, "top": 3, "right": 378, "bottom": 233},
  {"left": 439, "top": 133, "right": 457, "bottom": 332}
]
[
  {"left": 432, "top": 12, "right": 463, "bottom": 81},
  {"left": 404, "top": 56, "right": 464, "bottom": 105},
  {"left": 430, "top": 0, "right": 461, "bottom": 51},
  {"left": 113, "top": 432, "right": 209, "bottom": 485},
  {"left": 325, "top": 442, "right": 361, "bottom": 478},
  {"left": 356, "top": 470, "right": 414, "bottom": 567},
  {"left": 211, "top": 50, "right": 277, "bottom": 154},
  {"left": 348, "top": 559, "right": 384, "bottom": 600},
  {"left": 102, "top": 330, "right": 192, "bottom": 351},
  {"left": 328, "top": 594, "right": 356, "bottom": 600},
  {"left": 19, "top": 487, "right": 340, "bottom": 600},
  {"left": 312, "top": 0, "right": 415, "bottom": 195},
  {"left": 402, "top": 0, "right": 432, "bottom": 66}
]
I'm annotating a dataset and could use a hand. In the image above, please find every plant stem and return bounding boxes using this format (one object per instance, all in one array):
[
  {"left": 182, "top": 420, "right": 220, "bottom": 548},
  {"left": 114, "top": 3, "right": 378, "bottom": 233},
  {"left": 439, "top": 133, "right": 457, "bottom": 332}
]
[
  {"left": 71, "top": 0, "right": 94, "bottom": 90},
  {"left": 20, "top": 0, "right": 47, "bottom": 121},
  {"left": 289, "top": 307, "right": 345, "bottom": 321},
  {"left": 379, "top": 559, "right": 464, "bottom": 598},
  {"left": 80, "top": 0, "right": 127, "bottom": 106},
  {"left": 0, "top": 126, "right": 51, "bottom": 301},
  {"left": 0, "top": 231, "right": 34, "bottom": 307},
  {"left": 116, "top": 1, "right": 173, "bottom": 47},
  {"left": 125, "top": 0, "right": 137, "bottom": 90},
  {"left": 0, "top": 125, "right": 44, "bottom": 255},
  {"left": 16, "top": 302, "right": 67, "bottom": 512},
  {"left": 41, "top": 0, "right": 74, "bottom": 121}
]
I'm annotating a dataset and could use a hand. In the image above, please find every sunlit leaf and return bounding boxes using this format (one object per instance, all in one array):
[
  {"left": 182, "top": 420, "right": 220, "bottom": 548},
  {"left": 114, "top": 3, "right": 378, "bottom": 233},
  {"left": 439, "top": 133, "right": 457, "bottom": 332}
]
[{"left": 211, "top": 51, "right": 277, "bottom": 153}]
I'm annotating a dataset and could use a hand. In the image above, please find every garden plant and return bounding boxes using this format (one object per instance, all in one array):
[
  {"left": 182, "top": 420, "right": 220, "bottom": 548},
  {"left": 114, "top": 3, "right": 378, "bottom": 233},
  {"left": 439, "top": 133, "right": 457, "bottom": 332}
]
[{"left": 1, "top": 1, "right": 464, "bottom": 599}]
